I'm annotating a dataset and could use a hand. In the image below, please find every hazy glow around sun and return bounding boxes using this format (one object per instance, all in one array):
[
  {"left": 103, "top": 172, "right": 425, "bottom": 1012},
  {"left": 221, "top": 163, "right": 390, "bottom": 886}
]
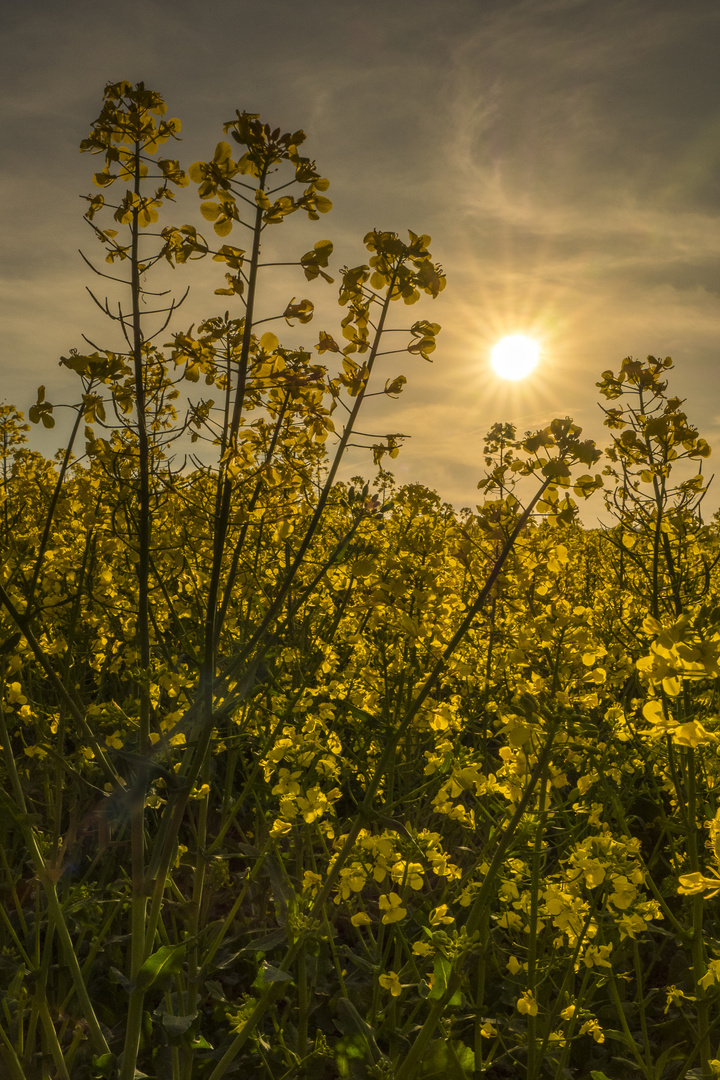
[{"left": 490, "top": 335, "right": 541, "bottom": 380}]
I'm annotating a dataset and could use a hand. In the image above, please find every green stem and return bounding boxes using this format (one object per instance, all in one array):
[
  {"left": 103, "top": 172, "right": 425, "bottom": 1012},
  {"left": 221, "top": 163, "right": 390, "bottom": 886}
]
[
  {"left": 526, "top": 760, "right": 549, "bottom": 1080},
  {"left": 24, "top": 915, "right": 54, "bottom": 1069},
  {"left": 607, "top": 969, "right": 651, "bottom": 1079},
  {"left": 0, "top": 698, "right": 110, "bottom": 1060},
  {"left": 36, "top": 998, "right": 71, "bottom": 1080},
  {"left": 632, "top": 939, "right": 652, "bottom": 1069},
  {"left": 201, "top": 159, "right": 270, "bottom": 713},
  {"left": 25, "top": 400, "right": 86, "bottom": 613},
  {"left": 181, "top": 776, "right": 210, "bottom": 1080},
  {"left": 0, "top": 1025, "right": 26, "bottom": 1080},
  {"left": 119, "top": 137, "right": 152, "bottom": 1080},
  {"left": 473, "top": 910, "right": 489, "bottom": 1074},
  {"left": 686, "top": 748, "right": 711, "bottom": 1077}
]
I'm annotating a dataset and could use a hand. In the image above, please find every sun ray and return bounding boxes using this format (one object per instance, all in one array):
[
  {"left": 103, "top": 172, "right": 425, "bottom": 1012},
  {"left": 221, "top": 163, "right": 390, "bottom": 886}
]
[{"left": 490, "top": 335, "right": 541, "bottom": 380}]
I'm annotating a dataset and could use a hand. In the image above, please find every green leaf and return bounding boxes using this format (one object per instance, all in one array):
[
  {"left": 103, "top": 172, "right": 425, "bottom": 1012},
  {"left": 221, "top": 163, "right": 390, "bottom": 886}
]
[
  {"left": 135, "top": 943, "right": 186, "bottom": 991},
  {"left": 257, "top": 960, "right": 294, "bottom": 984},
  {"left": 91, "top": 1053, "right": 117, "bottom": 1078},
  {"left": 190, "top": 1035, "right": 213, "bottom": 1050},
  {"left": 420, "top": 1039, "right": 474, "bottom": 1078},
  {"left": 428, "top": 955, "right": 462, "bottom": 1005},
  {"left": 161, "top": 1012, "right": 196, "bottom": 1036},
  {"left": 204, "top": 979, "right": 226, "bottom": 1000},
  {"left": 109, "top": 966, "right": 132, "bottom": 992},
  {"left": 243, "top": 929, "right": 288, "bottom": 952}
]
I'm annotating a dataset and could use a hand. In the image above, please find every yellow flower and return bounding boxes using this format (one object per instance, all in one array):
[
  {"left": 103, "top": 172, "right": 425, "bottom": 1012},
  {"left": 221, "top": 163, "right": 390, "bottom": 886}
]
[
  {"left": 6, "top": 682, "right": 27, "bottom": 705},
  {"left": 579, "top": 1018, "right": 604, "bottom": 1043},
  {"left": 517, "top": 992, "right": 538, "bottom": 1017},
  {"left": 480, "top": 1021, "right": 497, "bottom": 1038},
  {"left": 429, "top": 905, "right": 454, "bottom": 926},
  {"left": 678, "top": 872, "right": 720, "bottom": 899},
  {"left": 24, "top": 745, "right": 48, "bottom": 760},
  {"left": 506, "top": 955, "right": 522, "bottom": 975},
  {"left": 271, "top": 768, "right": 302, "bottom": 796},
  {"left": 379, "top": 893, "right": 407, "bottom": 924},
  {"left": 497, "top": 912, "right": 523, "bottom": 930},
  {"left": 499, "top": 880, "right": 520, "bottom": 902},
  {"left": 391, "top": 860, "right": 424, "bottom": 891},
  {"left": 581, "top": 862, "right": 606, "bottom": 887},
  {"left": 560, "top": 1004, "right": 576, "bottom": 1020},
  {"left": 269, "top": 818, "right": 293, "bottom": 838},
  {"left": 665, "top": 985, "right": 695, "bottom": 1012},
  {"left": 302, "top": 871, "right": 323, "bottom": 896},
  {"left": 174, "top": 844, "right": 188, "bottom": 868},
  {"left": 296, "top": 786, "right": 331, "bottom": 823},
  {"left": 378, "top": 971, "right": 402, "bottom": 997},
  {"left": 582, "top": 943, "right": 613, "bottom": 969},
  {"left": 618, "top": 910, "right": 648, "bottom": 940},
  {"left": 674, "top": 720, "right": 715, "bottom": 747},
  {"left": 350, "top": 912, "right": 372, "bottom": 928},
  {"left": 609, "top": 875, "right": 637, "bottom": 910},
  {"left": 699, "top": 960, "right": 720, "bottom": 992},
  {"left": 412, "top": 941, "right": 434, "bottom": 957},
  {"left": 336, "top": 864, "right": 367, "bottom": 901}
]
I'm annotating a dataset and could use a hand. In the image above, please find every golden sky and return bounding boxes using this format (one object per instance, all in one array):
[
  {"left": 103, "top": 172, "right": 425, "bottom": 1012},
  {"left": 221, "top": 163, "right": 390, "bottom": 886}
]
[{"left": 3, "top": 0, "right": 720, "bottom": 515}]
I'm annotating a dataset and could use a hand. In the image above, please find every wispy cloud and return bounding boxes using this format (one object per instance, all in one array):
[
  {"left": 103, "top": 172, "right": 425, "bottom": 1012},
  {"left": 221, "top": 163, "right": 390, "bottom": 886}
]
[{"left": 2, "top": 0, "right": 719, "bottom": 509}]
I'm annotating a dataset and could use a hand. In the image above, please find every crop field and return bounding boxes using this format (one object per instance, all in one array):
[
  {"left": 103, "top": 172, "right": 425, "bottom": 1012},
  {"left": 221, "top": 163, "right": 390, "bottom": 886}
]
[{"left": 2, "top": 81, "right": 720, "bottom": 1080}]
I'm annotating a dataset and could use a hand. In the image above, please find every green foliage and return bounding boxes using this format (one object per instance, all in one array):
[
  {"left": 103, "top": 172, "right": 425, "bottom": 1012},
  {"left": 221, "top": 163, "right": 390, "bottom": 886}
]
[{"left": 2, "top": 80, "right": 720, "bottom": 1080}]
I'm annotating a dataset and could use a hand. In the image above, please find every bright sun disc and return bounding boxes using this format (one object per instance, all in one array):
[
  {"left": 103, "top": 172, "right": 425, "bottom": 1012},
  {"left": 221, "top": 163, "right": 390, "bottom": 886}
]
[{"left": 490, "top": 335, "right": 541, "bottom": 380}]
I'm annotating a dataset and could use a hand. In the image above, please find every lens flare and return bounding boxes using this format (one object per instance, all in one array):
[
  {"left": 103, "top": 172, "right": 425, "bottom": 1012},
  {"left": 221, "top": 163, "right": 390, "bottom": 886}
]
[{"left": 490, "top": 335, "right": 541, "bottom": 380}]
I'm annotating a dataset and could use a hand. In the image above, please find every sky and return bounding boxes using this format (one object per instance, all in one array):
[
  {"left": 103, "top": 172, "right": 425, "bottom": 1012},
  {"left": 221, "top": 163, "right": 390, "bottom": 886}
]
[{"left": 3, "top": 0, "right": 720, "bottom": 516}]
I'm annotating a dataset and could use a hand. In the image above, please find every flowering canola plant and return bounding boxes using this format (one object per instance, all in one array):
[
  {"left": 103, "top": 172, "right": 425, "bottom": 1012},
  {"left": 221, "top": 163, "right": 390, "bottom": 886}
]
[{"left": 1, "top": 84, "right": 720, "bottom": 1080}]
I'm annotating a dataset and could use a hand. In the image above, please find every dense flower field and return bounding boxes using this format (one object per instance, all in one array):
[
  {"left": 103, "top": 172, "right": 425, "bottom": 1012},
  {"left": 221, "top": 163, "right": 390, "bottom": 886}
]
[{"left": 2, "top": 80, "right": 720, "bottom": 1080}]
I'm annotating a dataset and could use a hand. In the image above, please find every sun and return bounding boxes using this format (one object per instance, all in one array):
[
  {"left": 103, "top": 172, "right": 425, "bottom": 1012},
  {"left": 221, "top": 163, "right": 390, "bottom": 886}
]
[{"left": 490, "top": 335, "right": 541, "bottom": 380}]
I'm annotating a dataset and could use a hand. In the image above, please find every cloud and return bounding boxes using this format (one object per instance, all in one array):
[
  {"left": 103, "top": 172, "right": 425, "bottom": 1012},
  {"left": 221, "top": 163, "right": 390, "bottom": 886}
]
[
  {"left": 1, "top": 0, "right": 719, "bottom": 511},
  {"left": 412, "top": 0, "right": 720, "bottom": 506}
]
